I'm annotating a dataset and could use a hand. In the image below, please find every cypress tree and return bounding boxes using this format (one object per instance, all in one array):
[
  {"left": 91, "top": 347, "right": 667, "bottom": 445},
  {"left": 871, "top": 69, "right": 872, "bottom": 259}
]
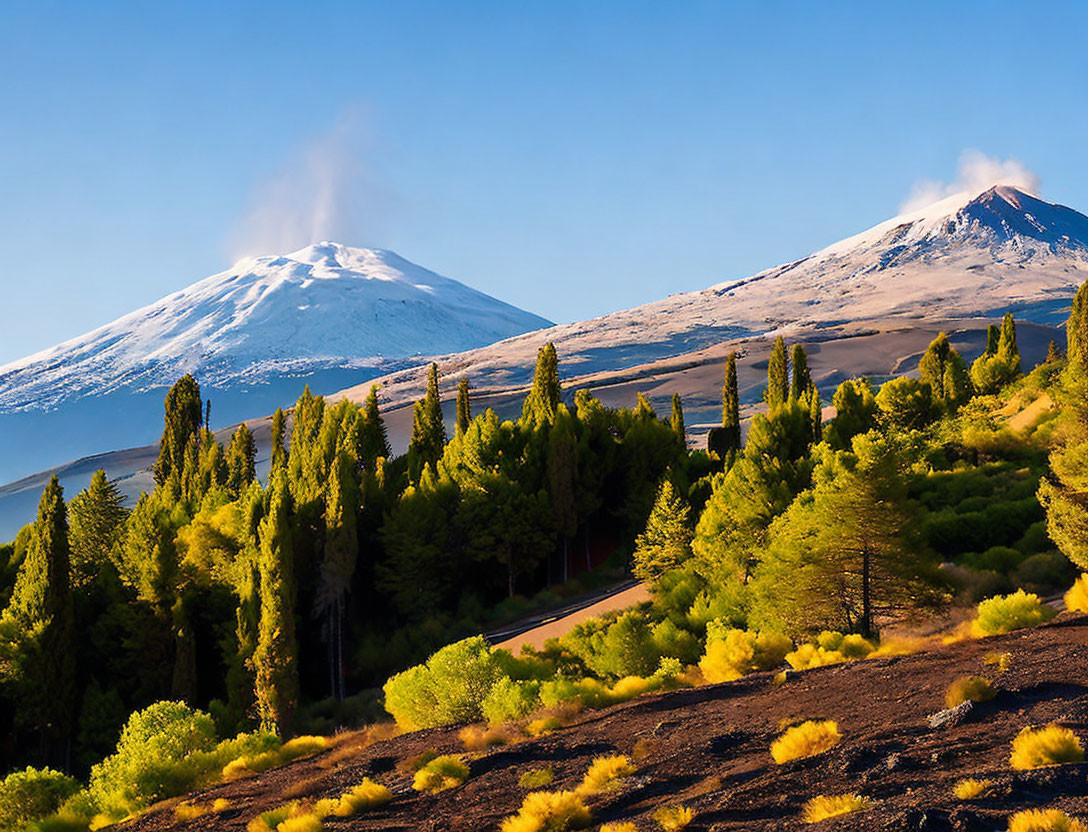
[
  {"left": 671, "top": 393, "right": 686, "bottom": 445},
  {"left": 985, "top": 324, "right": 1000, "bottom": 356},
  {"left": 358, "top": 385, "right": 391, "bottom": 468},
  {"left": 790, "top": 344, "right": 811, "bottom": 400},
  {"left": 68, "top": 469, "right": 128, "bottom": 588},
  {"left": 205, "top": 400, "right": 212, "bottom": 433},
  {"left": 765, "top": 338, "right": 789, "bottom": 410},
  {"left": 226, "top": 423, "right": 257, "bottom": 494},
  {"left": 1069, "top": 280, "right": 1088, "bottom": 370},
  {"left": 997, "top": 312, "right": 1021, "bottom": 374},
  {"left": 154, "top": 375, "right": 203, "bottom": 486},
  {"left": 1, "top": 475, "right": 76, "bottom": 750},
  {"left": 270, "top": 408, "right": 287, "bottom": 472},
  {"left": 721, "top": 352, "right": 741, "bottom": 452},
  {"left": 456, "top": 377, "right": 471, "bottom": 437},
  {"left": 316, "top": 451, "right": 358, "bottom": 701},
  {"left": 632, "top": 480, "right": 693, "bottom": 585},
  {"left": 808, "top": 386, "right": 823, "bottom": 444},
  {"left": 522, "top": 342, "right": 561, "bottom": 426},
  {"left": 918, "top": 333, "right": 952, "bottom": 399},
  {"left": 546, "top": 407, "right": 578, "bottom": 582},
  {"left": 253, "top": 478, "right": 299, "bottom": 734},
  {"left": 409, "top": 363, "right": 446, "bottom": 470}
]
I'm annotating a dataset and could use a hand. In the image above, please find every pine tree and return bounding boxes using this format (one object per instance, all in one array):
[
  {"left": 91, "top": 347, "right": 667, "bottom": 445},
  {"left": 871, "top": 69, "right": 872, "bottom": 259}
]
[
  {"left": 316, "top": 451, "right": 358, "bottom": 701},
  {"left": 522, "top": 342, "right": 561, "bottom": 426},
  {"left": 456, "top": 377, "right": 471, "bottom": 437},
  {"left": 807, "top": 385, "right": 823, "bottom": 444},
  {"left": 204, "top": 400, "right": 212, "bottom": 433},
  {"left": 1046, "top": 339, "right": 1065, "bottom": 364},
  {"left": 790, "top": 344, "right": 811, "bottom": 400},
  {"left": 752, "top": 435, "right": 941, "bottom": 637},
  {"left": 1068, "top": 280, "right": 1088, "bottom": 370},
  {"left": 0, "top": 476, "right": 76, "bottom": 750},
  {"left": 270, "top": 408, "right": 287, "bottom": 472},
  {"left": 409, "top": 364, "right": 446, "bottom": 472},
  {"left": 547, "top": 406, "right": 578, "bottom": 582},
  {"left": 670, "top": 393, "right": 686, "bottom": 446},
  {"left": 632, "top": 480, "right": 693, "bottom": 585},
  {"left": 765, "top": 338, "right": 789, "bottom": 410},
  {"left": 154, "top": 375, "right": 203, "bottom": 486},
  {"left": 68, "top": 469, "right": 128, "bottom": 588},
  {"left": 226, "top": 423, "right": 257, "bottom": 494},
  {"left": 825, "top": 378, "right": 878, "bottom": 450},
  {"left": 985, "top": 324, "right": 1000, "bottom": 356},
  {"left": 635, "top": 392, "right": 655, "bottom": 420},
  {"left": 919, "top": 332, "right": 970, "bottom": 407},
  {"left": 252, "top": 478, "right": 299, "bottom": 734},
  {"left": 358, "top": 385, "right": 391, "bottom": 468},
  {"left": 720, "top": 352, "right": 741, "bottom": 452}
]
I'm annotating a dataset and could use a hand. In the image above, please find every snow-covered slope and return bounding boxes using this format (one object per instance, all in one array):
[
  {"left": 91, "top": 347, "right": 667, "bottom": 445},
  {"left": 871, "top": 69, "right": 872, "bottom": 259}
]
[
  {"left": 338, "top": 185, "right": 1088, "bottom": 407},
  {"left": 0, "top": 243, "right": 551, "bottom": 412}
]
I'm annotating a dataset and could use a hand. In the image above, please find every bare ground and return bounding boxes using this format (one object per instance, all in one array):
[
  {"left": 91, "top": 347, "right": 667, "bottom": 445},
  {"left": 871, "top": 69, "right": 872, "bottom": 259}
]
[{"left": 127, "top": 614, "right": 1088, "bottom": 832}]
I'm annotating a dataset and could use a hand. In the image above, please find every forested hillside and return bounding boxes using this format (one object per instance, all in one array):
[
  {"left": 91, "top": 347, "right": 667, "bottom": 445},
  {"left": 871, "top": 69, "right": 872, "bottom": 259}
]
[{"left": 3, "top": 279, "right": 1088, "bottom": 831}]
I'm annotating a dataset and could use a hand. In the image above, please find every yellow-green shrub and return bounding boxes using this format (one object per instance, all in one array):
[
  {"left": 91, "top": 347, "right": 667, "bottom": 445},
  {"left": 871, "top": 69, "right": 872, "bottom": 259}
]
[
  {"left": 953, "top": 778, "right": 993, "bottom": 800},
  {"left": 1010, "top": 725, "right": 1085, "bottom": 769},
  {"left": 1066, "top": 574, "right": 1088, "bottom": 614},
  {"left": 527, "top": 716, "right": 562, "bottom": 736},
  {"left": 412, "top": 755, "right": 469, "bottom": 792},
  {"left": 1007, "top": 808, "right": 1088, "bottom": 832},
  {"left": 174, "top": 802, "right": 207, "bottom": 821},
  {"left": 499, "top": 791, "right": 591, "bottom": 832},
  {"left": 945, "top": 676, "right": 997, "bottom": 708},
  {"left": 816, "top": 631, "right": 875, "bottom": 659},
  {"left": 0, "top": 767, "right": 80, "bottom": 831},
  {"left": 785, "top": 644, "right": 846, "bottom": 671},
  {"left": 972, "top": 590, "right": 1056, "bottom": 637},
  {"left": 802, "top": 794, "right": 870, "bottom": 823},
  {"left": 312, "top": 778, "right": 392, "bottom": 818},
  {"left": 576, "top": 756, "right": 636, "bottom": 796},
  {"left": 771, "top": 720, "right": 841, "bottom": 764},
  {"left": 225, "top": 735, "right": 330, "bottom": 781},
  {"left": 459, "top": 724, "right": 521, "bottom": 751},
  {"left": 277, "top": 815, "right": 323, "bottom": 832},
  {"left": 247, "top": 802, "right": 299, "bottom": 832},
  {"left": 600, "top": 824, "right": 639, "bottom": 832},
  {"left": 518, "top": 768, "right": 554, "bottom": 789},
  {"left": 652, "top": 805, "right": 693, "bottom": 830},
  {"left": 699, "top": 627, "right": 792, "bottom": 683}
]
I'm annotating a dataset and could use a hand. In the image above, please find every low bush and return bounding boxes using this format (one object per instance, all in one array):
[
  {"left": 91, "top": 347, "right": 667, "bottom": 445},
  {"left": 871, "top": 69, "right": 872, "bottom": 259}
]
[
  {"left": 816, "top": 631, "right": 875, "bottom": 658},
  {"left": 1007, "top": 809, "right": 1088, "bottom": 832},
  {"left": 1010, "top": 725, "right": 1085, "bottom": 770},
  {"left": 1066, "top": 574, "right": 1088, "bottom": 614},
  {"left": 953, "top": 778, "right": 993, "bottom": 800},
  {"left": 985, "top": 652, "right": 1013, "bottom": 673},
  {"left": 652, "top": 805, "right": 693, "bottom": 830},
  {"left": 699, "top": 626, "right": 792, "bottom": 683},
  {"left": 224, "top": 735, "right": 329, "bottom": 781},
  {"left": 412, "top": 755, "right": 470, "bottom": 792},
  {"left": 247, "top": 802, "right": 300, "bottom": 832},
  {"left": 527, "top": 716, "right": 562, "bottom": 736},
  {"left": 576, "top": 755, "right": 636, "bottom": 796},
  {"left": 771, "top": 720, "right": 841, "bottom": 764},
  {"left": 599, "top": 824, "right": 639, "bottom": 832},
  {"left": 972, "top": 590, "right": 1056, "bottom": 636},
  {"left": 784, "top": 644, "right": 847, "bottom": 671},
  {"left": 383, "top": 636, "right": 507, "bottom": 730},
  {"left": 518, "top": 768, "right": 554, "bottom": 789},
  {"left": 174, "top": 802, "right": 208, "bottom": 821},
  {"left": 312, "top": 778, "right": 392, "bottom": 817},
  {"left": 0, "top": 767, "right": 80, "bottom": 831},
  {"left": 945, "top": 676, "right": 997, "bottom": 708},
  {"left": 802, "top": 793, "right": 871, "bottom": 823},
  {"left": 459, "top": 724, "right": 522, "bottom": 751},
  {"left": 499, "top": 790, "right": 591, "bottom": 832},
  {"left": 482, "top": 678, "right": 542, "bottom": 725},
  {"left": 277, "top": 815, "right": 323, "bottom": 832}
]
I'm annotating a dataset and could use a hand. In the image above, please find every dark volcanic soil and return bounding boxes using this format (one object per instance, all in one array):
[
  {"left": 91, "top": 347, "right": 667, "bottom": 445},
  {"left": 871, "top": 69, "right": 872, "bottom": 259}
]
[{"left": 129, "top": 615, "right": 1088, "bottom": 832}]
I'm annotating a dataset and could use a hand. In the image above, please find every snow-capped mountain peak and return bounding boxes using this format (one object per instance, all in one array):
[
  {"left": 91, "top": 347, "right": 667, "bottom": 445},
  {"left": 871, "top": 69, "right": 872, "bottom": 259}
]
[{"left": 0, "top": 244, "right": 552, "bottom": 413}]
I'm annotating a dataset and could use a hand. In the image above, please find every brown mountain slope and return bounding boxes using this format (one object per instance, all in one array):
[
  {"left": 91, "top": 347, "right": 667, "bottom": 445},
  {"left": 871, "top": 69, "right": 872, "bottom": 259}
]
[{"left": 129, "top": 615, "right": 1088, "bottom": 832}]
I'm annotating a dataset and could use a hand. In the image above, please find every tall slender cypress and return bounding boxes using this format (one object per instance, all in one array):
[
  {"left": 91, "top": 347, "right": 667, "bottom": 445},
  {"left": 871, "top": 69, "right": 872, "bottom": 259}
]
[
  {"left": 790, "top": 344, "right": 811, "bottom": 400},
  {"left": 671, "top": 393, "right": 686, "bottom": 445},
  {"left": 765, "top": 338, "right": 789, "bottom": 410},
  {"left": 456, "top": 377, "right": 471, "bottom": 437},
  {"left": 721, "top": 352, "right": 741, "bottom": 452},
  {"left": 522, "top": 342, "right": 561, "bottom": 425},
  {"left": 997, "top": 312, "right": 1021, "bottom": 374},
  {"left": 1068, "top": 280, "right": 1088, "bottom": 370},
  {"left": 226, "top": 423, "right": 257, "bottom": 494},
  {"left": 253, "top": 478, "right": 299, "bottom": 734},
  {"left": 410, "top": 363, "right": 446, "bottom": 469}
]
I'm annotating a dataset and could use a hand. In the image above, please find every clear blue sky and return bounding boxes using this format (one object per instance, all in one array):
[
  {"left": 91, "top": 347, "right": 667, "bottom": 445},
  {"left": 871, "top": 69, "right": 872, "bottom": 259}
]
[{"left": 2, "top": 0, "right": 1087, "bottom": 364}]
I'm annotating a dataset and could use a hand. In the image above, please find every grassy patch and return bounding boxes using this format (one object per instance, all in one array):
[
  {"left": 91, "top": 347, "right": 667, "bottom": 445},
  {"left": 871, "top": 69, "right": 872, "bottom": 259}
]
[
  {"left": 1010, "top": 725, "right": 1085, "bottom": 770},
  {"left": 802, "top": 794, "right": 871, "bottom": 823},
  {"left": 945, "top": 676, "right": 997, "bottom": 708},
  {"left": 412, "top": 755, "right": 470, "bottom": 793},
  {"left": 652, "top": 805, "right": 693, "bottom": 830},
  {"left": 770, "top": 720, "right": 841, "bottom": 764},
  {"left": 953, "top": 778, "right": 993, "bottom": 800},
  {"left": 499, "top": 790, "right": 591, "bottom": 832}
]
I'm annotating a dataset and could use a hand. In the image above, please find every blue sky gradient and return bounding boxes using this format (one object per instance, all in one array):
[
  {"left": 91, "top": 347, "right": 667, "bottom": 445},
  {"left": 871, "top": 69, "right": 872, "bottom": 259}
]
[{"left": 1, "top": 1, "right": 1087, "bottom": 363}]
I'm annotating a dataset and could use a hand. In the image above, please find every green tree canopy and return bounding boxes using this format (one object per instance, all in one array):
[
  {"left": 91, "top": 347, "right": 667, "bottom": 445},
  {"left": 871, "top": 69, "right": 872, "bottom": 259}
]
[{"left": 632, "top": 480, "right": 693, "bottom": 585}]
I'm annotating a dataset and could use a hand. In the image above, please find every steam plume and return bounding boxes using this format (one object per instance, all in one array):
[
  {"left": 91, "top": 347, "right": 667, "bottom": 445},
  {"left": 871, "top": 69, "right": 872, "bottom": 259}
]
[{"left": 900, "top": 150, "right": 1040, "bottom": 213}]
